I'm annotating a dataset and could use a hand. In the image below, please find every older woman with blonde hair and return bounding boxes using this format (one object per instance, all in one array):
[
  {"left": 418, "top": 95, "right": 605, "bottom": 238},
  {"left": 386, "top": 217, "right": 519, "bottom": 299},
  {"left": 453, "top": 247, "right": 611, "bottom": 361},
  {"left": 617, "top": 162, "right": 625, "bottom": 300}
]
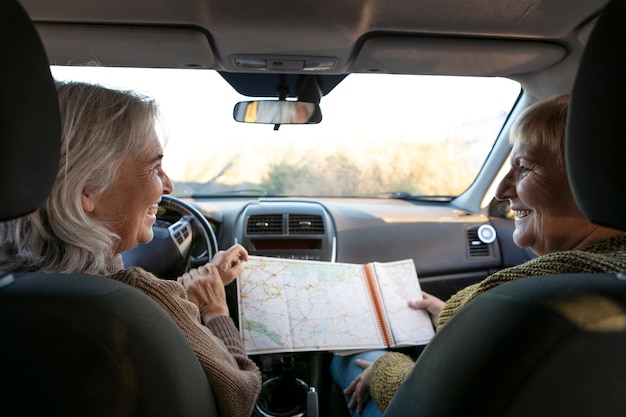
[
  {"left": 0, "top": 81, "right": 261, "bottom": 417},
  {"left": 332, "top": 94, "right": 626, "bottom": 417}
]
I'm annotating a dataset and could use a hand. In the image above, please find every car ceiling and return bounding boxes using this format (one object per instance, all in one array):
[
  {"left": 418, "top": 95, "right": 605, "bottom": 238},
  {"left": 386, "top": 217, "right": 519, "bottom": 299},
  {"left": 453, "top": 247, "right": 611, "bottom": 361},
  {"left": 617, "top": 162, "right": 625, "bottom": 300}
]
[{"left": 20, "top": 0, "right": 608, "bottom": 98}]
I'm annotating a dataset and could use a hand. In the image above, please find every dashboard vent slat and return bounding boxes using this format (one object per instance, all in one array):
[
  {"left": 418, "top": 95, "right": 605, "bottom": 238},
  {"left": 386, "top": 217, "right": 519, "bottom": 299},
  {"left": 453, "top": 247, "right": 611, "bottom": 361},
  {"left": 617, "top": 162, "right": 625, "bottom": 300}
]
[
  {"left": 246, "top": 214, "right": 283, "bottom": 234},
  {"left": 467, "top": 227, "right": 491, "bottom": 257},
  {"left": 288, "top": 215, "right": 324, "bottom": 234}
]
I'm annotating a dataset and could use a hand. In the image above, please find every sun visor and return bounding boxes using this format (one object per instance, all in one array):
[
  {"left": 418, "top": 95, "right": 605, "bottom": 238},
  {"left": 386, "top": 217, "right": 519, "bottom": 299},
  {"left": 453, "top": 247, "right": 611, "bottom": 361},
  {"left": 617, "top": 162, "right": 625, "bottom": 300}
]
[
  {"left": 35, "top": 23, "right": 215, "bottom": 69},
  {"left": 352, "top": 37, "right": 565, "bottom": 76}
]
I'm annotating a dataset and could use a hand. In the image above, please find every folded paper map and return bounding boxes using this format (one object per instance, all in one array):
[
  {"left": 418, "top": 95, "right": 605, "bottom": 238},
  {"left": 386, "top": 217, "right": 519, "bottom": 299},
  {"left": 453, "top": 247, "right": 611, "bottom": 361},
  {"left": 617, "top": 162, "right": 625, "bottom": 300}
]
[{"left": 237, "top": 256, "right": 435, "bottom": 354}]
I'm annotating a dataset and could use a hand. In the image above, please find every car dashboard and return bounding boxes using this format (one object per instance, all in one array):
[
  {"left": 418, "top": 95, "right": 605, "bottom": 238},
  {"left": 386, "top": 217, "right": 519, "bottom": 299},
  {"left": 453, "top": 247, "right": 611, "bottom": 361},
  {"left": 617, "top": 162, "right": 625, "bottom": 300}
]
[{"left": 192, "top": 196, "right": 533, "bottom": 297}]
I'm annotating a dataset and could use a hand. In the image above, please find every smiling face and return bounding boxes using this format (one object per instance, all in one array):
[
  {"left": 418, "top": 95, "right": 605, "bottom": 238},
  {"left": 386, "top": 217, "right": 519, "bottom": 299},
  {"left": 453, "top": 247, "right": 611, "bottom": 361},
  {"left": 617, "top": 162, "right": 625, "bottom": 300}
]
[
  {"left": 495, "top": 138, "right": 594, "bottom": 255},
  {"left": 81, "top": 129, "right": 174, "bottom": 254}
]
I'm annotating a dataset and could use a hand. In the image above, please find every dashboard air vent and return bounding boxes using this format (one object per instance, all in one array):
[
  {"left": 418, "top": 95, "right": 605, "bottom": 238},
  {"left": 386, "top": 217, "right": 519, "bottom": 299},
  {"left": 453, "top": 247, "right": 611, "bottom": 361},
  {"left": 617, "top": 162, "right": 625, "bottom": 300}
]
[
  {"left": 246, "top": 214, "right": 283, "bottom": 234},
  {"left": 467, "top": 227, "right": 491, "bottom": 257},
  {"left": 288, "top": 214, "right": 324, "bottom": 234}
]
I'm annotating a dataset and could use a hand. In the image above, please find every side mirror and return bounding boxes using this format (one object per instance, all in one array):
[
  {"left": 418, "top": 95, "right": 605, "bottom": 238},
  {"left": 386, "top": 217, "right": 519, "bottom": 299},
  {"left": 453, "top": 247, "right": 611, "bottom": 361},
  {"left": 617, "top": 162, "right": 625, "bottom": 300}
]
[{"left": 233, "top": 100, "right": 322, "bottom": 125}]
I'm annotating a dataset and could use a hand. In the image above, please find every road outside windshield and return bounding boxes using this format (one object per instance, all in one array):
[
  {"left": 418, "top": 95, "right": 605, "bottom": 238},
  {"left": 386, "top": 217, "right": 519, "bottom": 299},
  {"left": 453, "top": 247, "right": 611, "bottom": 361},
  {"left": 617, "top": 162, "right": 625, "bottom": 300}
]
[{"left": 51, "top": 66, "right": 520, "bottom": 198}]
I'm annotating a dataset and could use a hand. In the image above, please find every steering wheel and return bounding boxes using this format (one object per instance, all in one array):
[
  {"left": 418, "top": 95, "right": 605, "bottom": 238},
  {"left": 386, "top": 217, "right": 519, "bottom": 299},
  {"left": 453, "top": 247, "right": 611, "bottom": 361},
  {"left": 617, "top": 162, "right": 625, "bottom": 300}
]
[{"left": 121, "top": 195, "right": 218, "bottom": 280}]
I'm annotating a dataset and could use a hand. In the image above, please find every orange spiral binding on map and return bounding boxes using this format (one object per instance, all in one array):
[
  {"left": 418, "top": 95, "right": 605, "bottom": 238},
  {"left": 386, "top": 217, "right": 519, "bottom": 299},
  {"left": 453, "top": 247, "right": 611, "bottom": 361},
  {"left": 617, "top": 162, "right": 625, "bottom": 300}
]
[{"left": 362, "top": 264, "right": 393, "bottom": 347}]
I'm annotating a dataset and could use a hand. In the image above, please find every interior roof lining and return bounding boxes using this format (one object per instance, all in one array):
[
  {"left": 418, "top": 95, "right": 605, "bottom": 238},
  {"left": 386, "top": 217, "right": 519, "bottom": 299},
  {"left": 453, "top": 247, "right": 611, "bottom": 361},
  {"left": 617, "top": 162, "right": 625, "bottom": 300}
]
[{"left": 37, "top": 23, "right": 568, "bottom": 78}]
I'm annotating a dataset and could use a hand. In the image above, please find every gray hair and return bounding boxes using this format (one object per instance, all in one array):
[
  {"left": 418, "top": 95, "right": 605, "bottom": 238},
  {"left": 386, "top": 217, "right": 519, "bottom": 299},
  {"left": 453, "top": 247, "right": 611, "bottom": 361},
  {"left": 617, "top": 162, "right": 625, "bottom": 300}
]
[
  {"left": 509, "top": 94, "right": 569, "bottom": 172},
  {"left": 0, "top": 81, "right": 160, "bottom": 275}
]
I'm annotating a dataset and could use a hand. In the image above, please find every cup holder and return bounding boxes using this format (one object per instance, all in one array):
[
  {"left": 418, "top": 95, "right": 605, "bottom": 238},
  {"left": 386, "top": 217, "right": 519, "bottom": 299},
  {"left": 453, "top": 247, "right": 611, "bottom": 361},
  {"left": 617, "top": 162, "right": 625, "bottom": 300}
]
[{"left": 255, "top": 376, "right": 309, "bottom": 417}]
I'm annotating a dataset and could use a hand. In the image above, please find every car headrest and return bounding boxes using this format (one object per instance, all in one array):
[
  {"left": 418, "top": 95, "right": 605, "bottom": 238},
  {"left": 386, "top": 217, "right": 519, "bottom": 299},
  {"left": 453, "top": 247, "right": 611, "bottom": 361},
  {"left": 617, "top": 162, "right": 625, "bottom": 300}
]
[
  {"left": 0, "top": 0, "right": 61, "bottom": 221},
  {"left": 566, "top": 0, "right": 626, "bottom": 231}
]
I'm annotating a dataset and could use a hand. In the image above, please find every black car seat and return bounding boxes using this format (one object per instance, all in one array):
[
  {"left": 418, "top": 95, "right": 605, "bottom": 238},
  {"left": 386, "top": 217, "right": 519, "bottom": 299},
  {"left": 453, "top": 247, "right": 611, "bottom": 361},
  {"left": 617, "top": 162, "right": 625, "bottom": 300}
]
[
  {"left": 382, "top": 0, "right": 626, "bottom": 415},
  {"left": 0, "top": 1, "right": 219, "bottom": 416}
]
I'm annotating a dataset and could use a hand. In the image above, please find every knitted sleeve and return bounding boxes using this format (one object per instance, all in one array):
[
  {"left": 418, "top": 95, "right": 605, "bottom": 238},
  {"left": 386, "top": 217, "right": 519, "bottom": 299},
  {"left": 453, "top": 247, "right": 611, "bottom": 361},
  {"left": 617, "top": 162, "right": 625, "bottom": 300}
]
[
  {"left": 111, "top": 267, "right": 261, "bottom": 417},
  {"left": 370, "top": 352, "right": 415, "bottom": 411}
]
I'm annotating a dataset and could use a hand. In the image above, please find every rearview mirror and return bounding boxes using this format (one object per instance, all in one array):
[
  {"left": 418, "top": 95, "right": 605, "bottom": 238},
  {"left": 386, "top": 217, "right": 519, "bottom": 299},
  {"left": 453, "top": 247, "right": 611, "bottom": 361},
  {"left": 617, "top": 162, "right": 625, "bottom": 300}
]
[{"left": 233, "top": 100, "right": 322, "bottom": 125}]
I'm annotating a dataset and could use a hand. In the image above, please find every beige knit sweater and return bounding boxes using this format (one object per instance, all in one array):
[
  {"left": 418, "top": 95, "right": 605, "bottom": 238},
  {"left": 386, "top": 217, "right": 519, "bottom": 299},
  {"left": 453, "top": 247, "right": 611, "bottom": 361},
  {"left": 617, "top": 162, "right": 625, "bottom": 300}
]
[
  {"left": 111, "top": 266, "right": 261, "bottom": 417},
  {"left": 370, "top": 233, "right": 626, "bottom": 411}
]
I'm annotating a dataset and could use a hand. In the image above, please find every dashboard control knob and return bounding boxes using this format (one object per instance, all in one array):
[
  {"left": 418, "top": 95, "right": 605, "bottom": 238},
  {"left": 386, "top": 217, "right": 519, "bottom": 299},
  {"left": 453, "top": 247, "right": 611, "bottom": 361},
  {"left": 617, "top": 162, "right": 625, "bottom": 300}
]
[{"left": 477, "top": 224, "right": 496, "bottom": 244}]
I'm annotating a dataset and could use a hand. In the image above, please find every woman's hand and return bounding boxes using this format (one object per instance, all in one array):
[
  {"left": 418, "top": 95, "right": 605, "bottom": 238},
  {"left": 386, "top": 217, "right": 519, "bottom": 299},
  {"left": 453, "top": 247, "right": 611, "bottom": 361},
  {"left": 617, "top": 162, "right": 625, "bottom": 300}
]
[
  {"left": 409, "top": 291, "right": 445, "bottom": 327},
  {"left": 344, "top": 359, "right": 374, "bottom": 414},
  {"left": 210, "top": 244, "right": 249, "bottom": 286},
  {"left": 177, "top": 244, "right": 249, "bottom": 323},
  {"left": 178, "top": 263, "right": 228, "bottom": 323}
]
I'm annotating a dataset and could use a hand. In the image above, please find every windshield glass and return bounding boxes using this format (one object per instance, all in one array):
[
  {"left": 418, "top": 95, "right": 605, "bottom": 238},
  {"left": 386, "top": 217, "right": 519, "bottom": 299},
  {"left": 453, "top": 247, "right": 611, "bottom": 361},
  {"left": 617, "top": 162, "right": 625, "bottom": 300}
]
[{"left": 51, "top": 66, "right": 521, "bottom": 198}]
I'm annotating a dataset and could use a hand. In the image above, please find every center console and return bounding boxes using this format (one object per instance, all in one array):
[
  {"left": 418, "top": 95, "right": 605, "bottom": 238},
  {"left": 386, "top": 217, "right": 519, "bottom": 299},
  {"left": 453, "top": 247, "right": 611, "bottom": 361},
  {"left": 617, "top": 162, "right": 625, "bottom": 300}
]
[{"left": 234, "top": 201, "right": 337, "bottom": 417}]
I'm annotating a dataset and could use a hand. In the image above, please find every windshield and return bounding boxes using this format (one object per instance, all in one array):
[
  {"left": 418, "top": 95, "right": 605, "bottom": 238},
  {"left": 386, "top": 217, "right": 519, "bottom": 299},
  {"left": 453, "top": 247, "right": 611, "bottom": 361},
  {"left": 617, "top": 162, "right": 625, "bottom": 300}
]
[{"left": 51, "top": 66, "right": 521, "bottom": 198}]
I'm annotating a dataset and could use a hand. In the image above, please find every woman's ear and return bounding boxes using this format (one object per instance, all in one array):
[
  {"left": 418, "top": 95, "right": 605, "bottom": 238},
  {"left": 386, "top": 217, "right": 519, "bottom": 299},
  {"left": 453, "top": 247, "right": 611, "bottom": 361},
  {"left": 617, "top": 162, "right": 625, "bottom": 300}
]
[{"left": 81, "top": 188, "right": 96, "bottom": 213}]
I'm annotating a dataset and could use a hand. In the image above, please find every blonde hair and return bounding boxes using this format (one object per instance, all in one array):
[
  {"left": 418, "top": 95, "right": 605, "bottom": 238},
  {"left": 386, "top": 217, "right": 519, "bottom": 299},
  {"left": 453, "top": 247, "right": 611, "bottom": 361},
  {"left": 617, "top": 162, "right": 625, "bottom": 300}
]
[
  {"left": 510, "top": 94, "right": 569, "bottom": 171},
  {"left": 0, "top": 81, "right": 160, "bottom": 275}
]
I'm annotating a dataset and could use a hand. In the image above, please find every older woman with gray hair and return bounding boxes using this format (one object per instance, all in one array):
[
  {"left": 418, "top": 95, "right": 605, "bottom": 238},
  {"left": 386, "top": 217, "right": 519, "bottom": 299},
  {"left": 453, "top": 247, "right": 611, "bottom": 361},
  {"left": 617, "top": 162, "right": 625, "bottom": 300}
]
[{"left": 0, "top": 81, "right": 261, "bottom": 417}]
